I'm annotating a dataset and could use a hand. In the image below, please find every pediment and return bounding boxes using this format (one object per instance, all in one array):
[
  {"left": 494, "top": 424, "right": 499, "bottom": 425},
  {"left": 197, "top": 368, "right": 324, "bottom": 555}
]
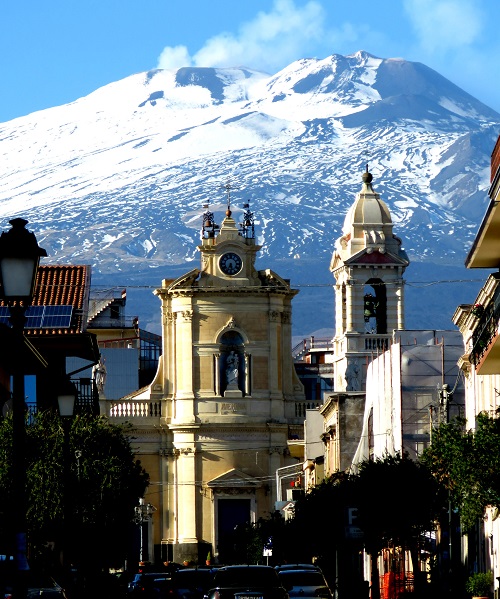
[
  {"left": 206, "top": 468, "right": 261, "bottom": 488},
  {"left": 345, "top": 249, "right": 408, "bottom": 266},
  {"left": 166, "top": 268, "right": 201, "bottom": 290},
  {"left": 257, "top": 268, "right": 291, "bottom": 290}
]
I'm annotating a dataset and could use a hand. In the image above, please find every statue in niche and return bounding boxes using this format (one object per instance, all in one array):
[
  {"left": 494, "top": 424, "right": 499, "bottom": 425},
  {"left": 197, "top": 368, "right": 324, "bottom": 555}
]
[
  {"left": 345, "top": 359, "right": 360, "bottom": 391},
  {"left": 226, "top": 351, "right": 239, "bottom": 387}
]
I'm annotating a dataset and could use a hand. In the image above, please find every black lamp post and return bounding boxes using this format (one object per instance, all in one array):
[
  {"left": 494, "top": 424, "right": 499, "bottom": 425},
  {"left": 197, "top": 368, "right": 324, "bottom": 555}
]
[
  {"left": 0, "top": 218, "right": 47, "bottom": 599},
  {"left": 57, "top": 378, "right": 78, "bottom": 571},
  {"left": 134, "top": 499, "right": 156, "bottom": 565}
]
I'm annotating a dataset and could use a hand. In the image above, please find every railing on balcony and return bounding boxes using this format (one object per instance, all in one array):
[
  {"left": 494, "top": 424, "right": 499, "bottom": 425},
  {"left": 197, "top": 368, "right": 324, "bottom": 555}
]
[
  {"left": 294, "top": 401, "right": 322, "bottom": 418},
  {"left": 364, "top": 334, "right": 390, "bottom": 352},
  {"left": 470, "top": 290, "right": 500, "bottom": 366},
  {"left": 89, "top": 316, "right": 138, "bottom": 329},
  {"left": 73, "top": 378, "right": 100, "bottom": 415},
  {"left": 108, "top": 400, "right": 163, "bottom": 419},
  {"left": 24, "top": 379, "right": 99, "bottom": 418},
  {"left": 292, "top": 337, "right": 333, "bottom": 360}
]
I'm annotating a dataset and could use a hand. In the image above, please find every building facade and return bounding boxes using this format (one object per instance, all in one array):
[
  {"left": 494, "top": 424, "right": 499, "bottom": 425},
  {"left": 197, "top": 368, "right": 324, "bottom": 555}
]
[
  {"left": 452, "top": 133, "right": 500, "bottom": 591},
  {"left": 110, "top": 199, "right": 306, "bottom": 565}
]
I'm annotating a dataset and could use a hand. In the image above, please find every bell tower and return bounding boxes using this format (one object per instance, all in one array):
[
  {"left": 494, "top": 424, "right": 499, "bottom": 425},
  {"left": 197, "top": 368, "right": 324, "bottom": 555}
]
[{"left": 330, "top": 167, "right": 409, "bottom": 392}]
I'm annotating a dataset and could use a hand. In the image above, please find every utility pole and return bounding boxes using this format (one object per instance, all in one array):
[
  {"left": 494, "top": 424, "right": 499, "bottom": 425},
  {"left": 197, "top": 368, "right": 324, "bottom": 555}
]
[{"left": 439, "top": 383, "right": 454, "bottom": 595}]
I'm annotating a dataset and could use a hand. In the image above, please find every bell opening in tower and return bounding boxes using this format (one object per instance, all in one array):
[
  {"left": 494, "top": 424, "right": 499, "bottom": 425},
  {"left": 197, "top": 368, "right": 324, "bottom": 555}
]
[{"left": 364, "top": 280, "right": 387, "bottom": 334}]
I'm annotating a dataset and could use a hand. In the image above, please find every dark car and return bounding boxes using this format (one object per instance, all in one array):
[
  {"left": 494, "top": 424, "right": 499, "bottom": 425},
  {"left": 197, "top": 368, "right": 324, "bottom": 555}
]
[
  {"left": 205, "top": 565, "right": 289, "bottom": 599},
  {"left": 274, "top": 566, "right": 322, "bottom": 573},
  {"left": 276, "top": 569, "right": 332, "bottom": 599},
  {"left": 171, "top": 567, "right": 215, "bottom": 599},
  {"left": 128, "top": 572, "right": 173, "bottom": 599}
]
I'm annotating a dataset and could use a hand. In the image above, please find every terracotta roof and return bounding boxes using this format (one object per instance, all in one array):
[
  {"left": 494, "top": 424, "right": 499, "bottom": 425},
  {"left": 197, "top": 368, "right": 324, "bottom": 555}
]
[
  {"left": 34, "top": 265, "right": 88, "bottom": 308},
  {"left": 34, "top": 265, "right": 90, "bottom": 335},
  {"left": 0, "top": 265, "right": 91, "bottom": 336}
]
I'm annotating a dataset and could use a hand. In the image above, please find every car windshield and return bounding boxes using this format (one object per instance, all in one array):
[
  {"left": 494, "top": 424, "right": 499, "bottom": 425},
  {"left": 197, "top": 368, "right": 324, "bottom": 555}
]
[
  {"left": 278, "top": 572, "right": 326, "bottom": 586},
  {"left": 214, "top": 569, "right": 280, "bottom": 587}
]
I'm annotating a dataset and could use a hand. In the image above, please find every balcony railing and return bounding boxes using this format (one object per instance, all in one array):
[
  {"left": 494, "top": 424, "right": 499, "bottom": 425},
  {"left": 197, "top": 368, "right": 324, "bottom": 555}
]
[
  {"left": 107, "top": 400, "right": 163, "bottom": 418},
  {"left": 470, "top": 291, "right": 500, "bottom": 366},
  {"left": 364, "top": 334, "right": 390, "bottom": 351},
  {"left": 292, "top": 337, "right": 333, "bottom": 360}
]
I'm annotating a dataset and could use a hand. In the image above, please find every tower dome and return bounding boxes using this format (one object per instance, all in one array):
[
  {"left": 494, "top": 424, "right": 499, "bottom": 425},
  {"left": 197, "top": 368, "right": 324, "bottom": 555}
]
[{"left": 338, "top": 167, "right": 400, "bottom": 259}]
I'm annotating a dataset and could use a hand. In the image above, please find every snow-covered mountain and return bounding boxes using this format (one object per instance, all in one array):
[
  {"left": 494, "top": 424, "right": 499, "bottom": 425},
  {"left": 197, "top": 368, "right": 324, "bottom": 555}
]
[{"left": 0, "top": 51, "right": 498, "bottom": 336}]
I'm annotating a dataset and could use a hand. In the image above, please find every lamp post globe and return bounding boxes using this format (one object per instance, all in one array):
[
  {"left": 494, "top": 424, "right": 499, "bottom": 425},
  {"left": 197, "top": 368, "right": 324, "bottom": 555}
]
[
  {"left": 58, "top": 378, "right": 78, "bottom": 418},
  {"left": 0, "top": 218, "right": 47, "bottom": 305}
]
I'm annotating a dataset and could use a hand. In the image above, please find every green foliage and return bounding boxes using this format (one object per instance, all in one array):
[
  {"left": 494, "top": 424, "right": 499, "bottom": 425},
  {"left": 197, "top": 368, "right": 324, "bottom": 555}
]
[
  {"left": 291, "top": 471, "right": 351, "bottom": 561},
  {"left": 465, "top": 571, "right": 493, "bottom": 596},
  {"left": 422, "top": 412, "right": 500, "bottom": 530},
  {"left": 350, "top": 452, "right": 445, "bottom": 555},
  {"left": 0, "top": 410, "right": 149, "bottom": 570}
]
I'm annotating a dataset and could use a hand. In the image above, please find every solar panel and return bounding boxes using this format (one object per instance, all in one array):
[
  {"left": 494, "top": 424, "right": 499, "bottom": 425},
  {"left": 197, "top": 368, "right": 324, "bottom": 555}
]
[
  {"left": 0, "top": 306, "right": 10, "bottom": 326},
  {"left": 25, "top": 306, "right": 44, "bottom": 328},
  {"left": 0, "top": 305, "right": 73, "bottom": 329},
  {"left": 41, "top": 305, "right": 73, "bottom": 328}
]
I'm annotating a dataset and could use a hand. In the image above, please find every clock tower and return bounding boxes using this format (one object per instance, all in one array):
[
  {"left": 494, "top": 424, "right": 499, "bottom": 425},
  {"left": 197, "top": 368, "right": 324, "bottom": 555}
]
[{"left": 152, "top": 192, "right": 305, "bottom": 565}]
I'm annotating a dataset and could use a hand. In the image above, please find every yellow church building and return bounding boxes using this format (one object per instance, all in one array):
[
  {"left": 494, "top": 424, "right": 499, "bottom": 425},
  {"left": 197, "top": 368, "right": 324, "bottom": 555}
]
[{"left": 115, "top": 196, "right": 307, "bottom": 565}]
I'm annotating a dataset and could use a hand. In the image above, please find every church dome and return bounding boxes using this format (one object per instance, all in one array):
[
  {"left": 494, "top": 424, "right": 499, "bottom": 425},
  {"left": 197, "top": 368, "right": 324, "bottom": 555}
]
[
  {"left": 342, "top": 168, "right": 392, "bottom": 234},
  {"left": 334, "top": 167, "right": 405, "bottom": 261}
]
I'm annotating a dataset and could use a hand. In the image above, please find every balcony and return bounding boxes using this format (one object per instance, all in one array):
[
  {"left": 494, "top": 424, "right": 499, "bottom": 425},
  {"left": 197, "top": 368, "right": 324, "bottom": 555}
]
[
  {"left": 470, "top": 287, "right": 500, "bottom": 374},
  {"left": 106, "top": 399, "right": 163, "bottom": 419},
  {"left": 292, "top": 336, "right": 333, "bottom": 360}
]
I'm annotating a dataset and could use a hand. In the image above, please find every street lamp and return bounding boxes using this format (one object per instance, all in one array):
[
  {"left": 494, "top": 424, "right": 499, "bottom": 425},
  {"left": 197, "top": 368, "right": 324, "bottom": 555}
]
[
  {"left": 0, "top": 218, "right": 47, "bottom": 599},
  {"left": 134, "top": 498, "right": 156, "bottom": 565},
  {"left": 57, "top": 378, "right": 78, "bottom": 571}
]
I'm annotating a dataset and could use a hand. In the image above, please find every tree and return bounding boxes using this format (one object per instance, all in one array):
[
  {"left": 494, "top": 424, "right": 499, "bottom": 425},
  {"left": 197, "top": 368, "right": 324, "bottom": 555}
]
[
  {"left": 0, "top": 410, "right": 149, "bottom": 573},
  {"left": 350, "top": 453, "right": 445, "bottom": 599},
  {"left": 289, "top": 456, "right": 445, "bottom": 599},
  {"left": 421, "top": 412, "right": 500, "bottom": 531}
]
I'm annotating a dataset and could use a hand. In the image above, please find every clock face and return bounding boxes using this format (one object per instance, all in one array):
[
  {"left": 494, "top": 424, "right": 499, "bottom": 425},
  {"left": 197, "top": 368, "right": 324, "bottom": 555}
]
[{"left": 219, "top": 252, "right": 243, "bottom": 276}]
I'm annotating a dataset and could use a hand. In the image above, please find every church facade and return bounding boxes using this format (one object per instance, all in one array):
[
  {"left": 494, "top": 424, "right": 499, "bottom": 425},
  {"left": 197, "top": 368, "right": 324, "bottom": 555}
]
[{"left": 124, "top": 198, "right": 306, "bottom": 565}]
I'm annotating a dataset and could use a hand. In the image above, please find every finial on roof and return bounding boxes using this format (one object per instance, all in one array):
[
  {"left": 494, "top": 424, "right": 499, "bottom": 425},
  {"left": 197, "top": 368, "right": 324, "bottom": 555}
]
[
  {"left": 222, "top": 180, "right": 233, "bottom": 217},
  {"left": 362, "top": 163, "right": 373, "bottom": 184}
]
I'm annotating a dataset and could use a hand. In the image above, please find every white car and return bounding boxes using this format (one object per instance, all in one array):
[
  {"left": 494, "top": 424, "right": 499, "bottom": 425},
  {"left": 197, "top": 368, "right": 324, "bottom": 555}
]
[{"left": 277, "top": 569, "right": 332, "bottom": 599}]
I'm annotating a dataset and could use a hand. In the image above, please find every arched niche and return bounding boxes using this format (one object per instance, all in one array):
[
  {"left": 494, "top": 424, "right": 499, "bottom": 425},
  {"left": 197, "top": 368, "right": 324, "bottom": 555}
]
[{"left": 219, "top": 330, "right": 245, "bottom": 396}]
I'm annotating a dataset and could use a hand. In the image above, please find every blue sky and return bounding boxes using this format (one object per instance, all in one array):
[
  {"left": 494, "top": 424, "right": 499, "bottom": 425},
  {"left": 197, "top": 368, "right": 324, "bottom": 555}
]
[{"left": 1, "top": 0, "right": 499, "bottom": 123}]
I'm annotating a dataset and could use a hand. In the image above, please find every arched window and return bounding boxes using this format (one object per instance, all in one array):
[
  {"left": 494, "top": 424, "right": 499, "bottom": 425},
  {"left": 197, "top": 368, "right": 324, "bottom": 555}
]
[{"left": 364, "top": 279, "right": 387, "bottom": 334}]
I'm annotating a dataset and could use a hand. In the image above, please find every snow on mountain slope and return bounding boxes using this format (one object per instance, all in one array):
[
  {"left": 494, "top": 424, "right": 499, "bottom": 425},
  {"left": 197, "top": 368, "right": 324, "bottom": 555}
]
[{"left": 0, "top": 51, "right": 498, "bottom": 335}]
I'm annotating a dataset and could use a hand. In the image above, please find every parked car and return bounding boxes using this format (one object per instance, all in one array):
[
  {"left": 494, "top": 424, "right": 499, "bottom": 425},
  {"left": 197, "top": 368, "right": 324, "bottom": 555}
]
[
  {"left": 205, "top": 565, "right": 289, "bottom": 599},
  {"left": 128, "top": 572, "right": 174, "bottom": 598},
  {"left": 275, "top": 565, "right": 322, "bottom": 573},
  {"left": 170, "top": 567, "right": 215, "bottom": 599},
  {"left": 276, "top": 569, "right": 332, "bottom": 599}
]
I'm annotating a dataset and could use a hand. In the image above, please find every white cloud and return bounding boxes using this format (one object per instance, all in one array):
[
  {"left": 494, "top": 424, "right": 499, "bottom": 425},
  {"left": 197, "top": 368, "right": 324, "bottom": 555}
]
[
  {"left": 157, "top": 0, "right": 326, "bottom": 73},
  {"left": 157, "top": 45, "right": 193, "bottom": 70},
  {"left": 403, "top": 0, "right": 483, "bottom": 53}
]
